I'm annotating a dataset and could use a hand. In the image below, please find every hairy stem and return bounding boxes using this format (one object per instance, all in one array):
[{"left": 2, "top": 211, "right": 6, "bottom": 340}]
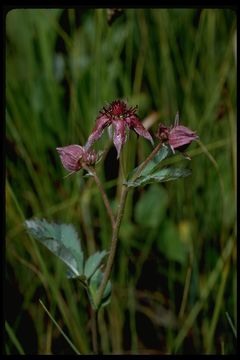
[
  {"left": 83, "top": 165, "right": 115, "bottom": 228},
  {"left": 94, "top": 142, "right": 163, "bottom": 309},
  {"left": 95, "top": 185, "right": 129, "bottom": 309}
]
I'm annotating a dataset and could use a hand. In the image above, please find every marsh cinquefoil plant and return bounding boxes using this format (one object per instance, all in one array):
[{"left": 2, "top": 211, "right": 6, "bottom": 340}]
[{"left": 25, "top": 100, "right": 198, "bottom": 354}]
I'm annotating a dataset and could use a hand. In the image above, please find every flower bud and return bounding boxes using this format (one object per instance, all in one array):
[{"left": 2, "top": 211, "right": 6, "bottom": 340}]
[
  {"left": 56, "top": 145, "right": 98, "bottom": 172},
  {"left": 156, "top": 114, "right": 198, "bottom": 152},
  {"left": 168, "top": 125, "right": 199, "bottom": 151}
]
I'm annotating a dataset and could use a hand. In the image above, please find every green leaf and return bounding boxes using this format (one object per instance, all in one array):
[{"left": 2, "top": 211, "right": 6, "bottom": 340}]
[
  {"left": 135, "top": 185, "right": 168, "bottom": 228},
  {"left": 88, "top": 269, "right": 112, "bottom": 310},
  {"left": 126, "top": 145, "right": 173, "bottom": 181},
  {"left": 25, "top": 219, "right": 84, "bottom": 277},
  {"left": 125, "top": 167, "right": 192, "bottom": 187},
  {"left": 139, "top": 145, "right": 173, "bottom": 176},
  {"left": 66, "top": 269, "right": 87, "bottom": 286},
  {"left": 84, "top": 250, "right": 108, "bottom": 280}
]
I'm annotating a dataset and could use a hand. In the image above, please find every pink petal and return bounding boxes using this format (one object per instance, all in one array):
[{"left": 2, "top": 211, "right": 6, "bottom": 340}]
[
  {"left": 169, "top": 125, "right": 198, "bottom": 149},
  {"left": 56, "top": 145, "right": 84, "bottom": 172},
  {"left": 85, "top": 115, "right": 111, "bottom": 149},
  {"left": 126, "top": 115, "right": 154, "bottom": 145},
  {"left": 112, "top": 120, "right": 127, "bottom": 158}
]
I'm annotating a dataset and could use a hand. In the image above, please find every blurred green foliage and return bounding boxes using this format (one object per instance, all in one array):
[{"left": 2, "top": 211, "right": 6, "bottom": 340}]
[{"left": 6, "top": 8, "right": 236, "bottom": 354}]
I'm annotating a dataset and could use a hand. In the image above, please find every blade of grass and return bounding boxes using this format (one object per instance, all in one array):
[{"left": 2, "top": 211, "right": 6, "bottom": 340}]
[
  {"left": 173, "top": 237, "right": 234, "bottom": 353},
  {"left": 5, "top": 321, "right": 25, "bottom": 355},
  {"left": 128, "top": 284, "right": 138, "bottom": 354},
  {"left": 39, "top": 299, "right": 81, "bottom": 355},
  {"left": 7, "top": 180, "right": 89, "bottom": 353},
  {"left": 205, "top": 260, "right": 230, "bottom": 353},
  {"left": 225, "top": 311, "right": 237, "bottom": 339}
]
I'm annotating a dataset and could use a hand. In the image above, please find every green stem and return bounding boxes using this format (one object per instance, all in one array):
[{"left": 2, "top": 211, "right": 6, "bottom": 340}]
[
  {"left": 83, "top": 165, "right": 115, "bottom": 228},
  {"left": 95, "top": 185, "right": 129, "bottom": 309},
  {"left": 90, "top": 308, "right": 99, "bottom": 354},
  {"left": 131, "top": 141, "right": 162, "bottom": 182},
  {"left": 94, "top": 143, "right": 163, "bottom": 309}
]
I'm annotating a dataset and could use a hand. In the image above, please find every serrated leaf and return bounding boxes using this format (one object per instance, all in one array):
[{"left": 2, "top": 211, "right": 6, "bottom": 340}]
[
  {"left": 88, "top": 269, "right": 112, "bottom": 310},
  {"left": 84, "top": 251, "right": 108, "bottom": 280},
  {"left": 138, "top": 144, "right": 173, "bottom": 177},
  {"left": 60, "top": 224, "right": 83, "bottom": 257},
  {"left": 126, "top": 145, "right": 173, "bottom": 181},
  {"left": 100, "top": 280, "right": 112, "bottom": 307},
  {"left": 35, "top": 236, "right": 79, "bottom": 276},
  {"left": 25, "top": 219, "right": 84, "bottom": 276},
  {"left": 125, "top": 167, "right": 192, "bottom": 187}
]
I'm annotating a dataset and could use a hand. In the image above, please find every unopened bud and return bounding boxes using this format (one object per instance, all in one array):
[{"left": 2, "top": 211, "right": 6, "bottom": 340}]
[{"left": 56, "top": 144, "right": 98, "bottom": 172}]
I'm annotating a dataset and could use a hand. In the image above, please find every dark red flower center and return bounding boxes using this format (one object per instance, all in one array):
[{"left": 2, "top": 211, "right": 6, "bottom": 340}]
[
  {"left": 100, "top": 100, "right": 137, "bottom": 120},
  {"left": 156, "top": 124, "right": 170, "bottom": 142},
  {"left": 111, "top": 101, "right": 127, "bottom": 116}
]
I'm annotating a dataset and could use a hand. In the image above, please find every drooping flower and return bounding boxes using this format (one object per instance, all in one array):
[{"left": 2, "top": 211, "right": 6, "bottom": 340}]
[
  {"left": 85, "top": 100, "right": 154, "bottom": 158},
  {"left": 56, "top": 144, "right": 98, "bottom": 172},
  {"left": 156, "top": 112, "right": 199, "bottom": 153}
]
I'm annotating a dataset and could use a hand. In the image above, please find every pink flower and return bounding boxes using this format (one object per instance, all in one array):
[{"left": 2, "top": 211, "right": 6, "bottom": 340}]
[
  {"left": 156, "top": 112, "right": 199, "bottom": 152},
  {"left": 56, "top": 145, "right": 98, "bottom": 172},
  {"left": 85, "top": 100, "right": 154, "bottom": 158}
]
